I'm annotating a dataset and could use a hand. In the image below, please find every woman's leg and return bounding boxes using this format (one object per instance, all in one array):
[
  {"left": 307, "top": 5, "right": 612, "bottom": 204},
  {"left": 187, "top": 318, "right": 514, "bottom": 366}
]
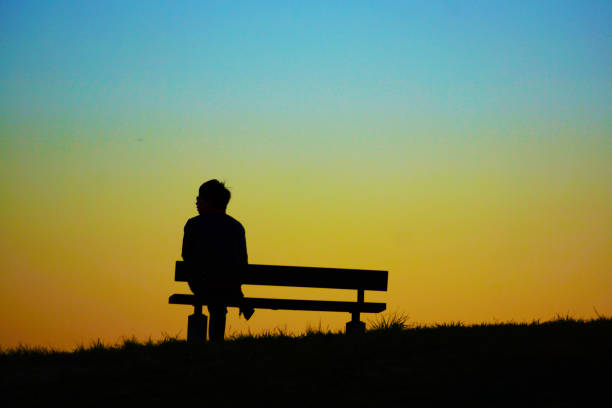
[{"left": 208, "top": 304, "right": 227, "bottom": 341}]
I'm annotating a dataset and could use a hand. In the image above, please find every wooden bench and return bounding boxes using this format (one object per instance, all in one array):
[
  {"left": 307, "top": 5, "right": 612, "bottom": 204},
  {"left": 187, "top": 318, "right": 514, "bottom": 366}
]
[{"left": 169, "top": 261, "right": 388, "bottom": 341}]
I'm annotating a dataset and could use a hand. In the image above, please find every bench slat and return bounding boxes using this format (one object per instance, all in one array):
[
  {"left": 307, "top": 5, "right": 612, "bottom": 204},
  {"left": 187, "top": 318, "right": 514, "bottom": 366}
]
[
  {"left": 175, "top": 261, "right": 388, "bottom": 291},
  {"left": 169, "top": 294, "right": 386, "bottom": 313}
]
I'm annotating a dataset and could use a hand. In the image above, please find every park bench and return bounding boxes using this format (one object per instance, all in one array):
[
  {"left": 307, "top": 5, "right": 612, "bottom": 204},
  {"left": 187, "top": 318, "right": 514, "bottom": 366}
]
[{"left": 169, "top": 261, "right": 388, "bottom": 341}]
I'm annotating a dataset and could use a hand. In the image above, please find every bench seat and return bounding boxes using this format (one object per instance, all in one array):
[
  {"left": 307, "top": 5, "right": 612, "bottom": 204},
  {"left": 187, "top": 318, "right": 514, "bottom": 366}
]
[{"left": 169, "top": 294, "right": 386, "bottom": 313}]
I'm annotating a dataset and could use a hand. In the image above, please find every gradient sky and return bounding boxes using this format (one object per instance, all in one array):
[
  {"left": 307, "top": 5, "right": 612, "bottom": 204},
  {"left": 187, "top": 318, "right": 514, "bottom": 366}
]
[{"left": 1, "top": 0, "right": 611, "bottom": 350}]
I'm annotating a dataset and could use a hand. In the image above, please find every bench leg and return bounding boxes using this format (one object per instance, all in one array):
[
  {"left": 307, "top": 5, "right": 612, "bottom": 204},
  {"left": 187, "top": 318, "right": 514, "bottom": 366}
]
[
  {"left": 346, "top": 312, "right": 366, "bottom": 335},
  {"left": 187, "top": 305, "right": 208, "bottom": 343}
]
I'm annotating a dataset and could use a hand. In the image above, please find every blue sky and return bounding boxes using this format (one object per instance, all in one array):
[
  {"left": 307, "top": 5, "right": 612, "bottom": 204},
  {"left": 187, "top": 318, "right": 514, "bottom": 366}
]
[{"left": 2, "top": 0, "right": 611, "bottom": 122}]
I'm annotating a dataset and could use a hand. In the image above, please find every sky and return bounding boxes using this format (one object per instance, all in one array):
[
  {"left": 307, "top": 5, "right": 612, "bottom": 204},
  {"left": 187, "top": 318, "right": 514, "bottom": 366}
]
[{"left": 1, "top": 0, "right": 611, "bottom": 350}]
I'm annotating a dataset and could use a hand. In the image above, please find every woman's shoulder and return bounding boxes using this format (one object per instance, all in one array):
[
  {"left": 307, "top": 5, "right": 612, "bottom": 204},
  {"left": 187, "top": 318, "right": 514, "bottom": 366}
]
[
  {"left": 185, "top": 213, "right": 244, "bottom": 232},
  {"left": 223, "top": 214, "right": 245, "bottom": 232}
]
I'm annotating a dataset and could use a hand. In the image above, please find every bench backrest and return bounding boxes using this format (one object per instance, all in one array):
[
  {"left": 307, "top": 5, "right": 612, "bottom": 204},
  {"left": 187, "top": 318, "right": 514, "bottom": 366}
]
[{"left": 175, "top": 261, "right": 388, "bottom": 291}]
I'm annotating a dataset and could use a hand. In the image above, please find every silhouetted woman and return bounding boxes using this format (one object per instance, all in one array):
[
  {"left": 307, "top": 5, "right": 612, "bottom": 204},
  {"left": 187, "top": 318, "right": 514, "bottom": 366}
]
[{"left": 182, "top": 179, "right": 253, "bottom": 341}]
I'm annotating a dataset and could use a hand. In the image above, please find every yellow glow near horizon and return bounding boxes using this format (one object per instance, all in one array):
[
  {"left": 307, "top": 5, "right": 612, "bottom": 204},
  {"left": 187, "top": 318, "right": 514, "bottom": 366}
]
[{"left": 1, "top": 122, "right": 610, "bottom": 350}]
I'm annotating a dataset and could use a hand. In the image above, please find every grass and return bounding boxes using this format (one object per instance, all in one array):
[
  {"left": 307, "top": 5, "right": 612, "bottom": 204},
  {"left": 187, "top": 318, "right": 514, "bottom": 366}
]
[{"left": 2, "top": 315, "right": 611, "bottom": 406}]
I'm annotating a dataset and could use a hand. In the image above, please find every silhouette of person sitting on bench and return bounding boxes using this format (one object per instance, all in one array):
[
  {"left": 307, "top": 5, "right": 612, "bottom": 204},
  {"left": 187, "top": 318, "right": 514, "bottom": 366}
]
[{"left": 182, "top": 179, "right": 254, "bottom": 341}]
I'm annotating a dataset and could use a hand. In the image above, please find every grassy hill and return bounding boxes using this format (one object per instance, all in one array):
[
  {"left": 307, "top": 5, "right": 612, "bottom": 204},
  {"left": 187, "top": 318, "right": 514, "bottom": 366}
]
[{"left": 2, "top": 315, "right": 610, "bottom": 406}]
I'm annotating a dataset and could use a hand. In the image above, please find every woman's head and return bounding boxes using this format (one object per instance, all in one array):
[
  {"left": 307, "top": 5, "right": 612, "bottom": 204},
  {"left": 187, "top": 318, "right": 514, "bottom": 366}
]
[{"left": 197, "top": 179, "right": 231, "bottom": 213}]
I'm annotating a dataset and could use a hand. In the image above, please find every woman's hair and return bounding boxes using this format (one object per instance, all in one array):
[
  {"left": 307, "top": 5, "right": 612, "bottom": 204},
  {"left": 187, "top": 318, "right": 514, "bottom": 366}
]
[{"left": 198, "top": 179, "right": 231, "bottom": 210}]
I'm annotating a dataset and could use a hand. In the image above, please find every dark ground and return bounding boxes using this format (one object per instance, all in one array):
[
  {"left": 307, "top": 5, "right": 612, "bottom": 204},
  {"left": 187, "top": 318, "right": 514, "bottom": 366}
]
[{"left": 2, "top": 317, "right": 611, "bottom": 407}]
